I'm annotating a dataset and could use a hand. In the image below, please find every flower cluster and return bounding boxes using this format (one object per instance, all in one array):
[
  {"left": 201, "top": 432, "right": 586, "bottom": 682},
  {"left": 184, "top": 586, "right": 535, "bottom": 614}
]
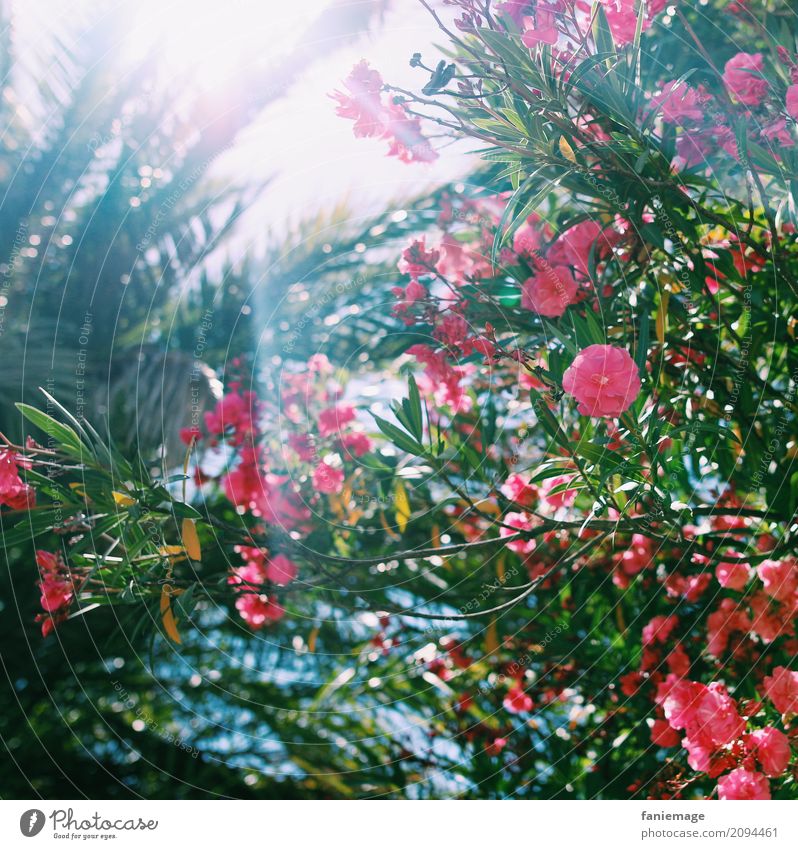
[{"left": 331, "top": 61, "right": 437, "bottom": 164}]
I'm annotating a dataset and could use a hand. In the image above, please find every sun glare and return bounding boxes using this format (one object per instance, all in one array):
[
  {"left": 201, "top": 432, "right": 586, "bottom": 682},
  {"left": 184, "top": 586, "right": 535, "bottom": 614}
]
[{"left": 124, "top": 0, "right": 332, "bottom": 89}]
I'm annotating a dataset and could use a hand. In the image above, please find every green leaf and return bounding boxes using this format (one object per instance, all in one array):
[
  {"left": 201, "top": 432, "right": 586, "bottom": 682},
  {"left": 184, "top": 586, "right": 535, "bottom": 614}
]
[
  {"left": 372, "top": 414, "right": 425, "bottom": 457},
  {"left": 15, "top": 403, "right": 86, "bottom": 457}
]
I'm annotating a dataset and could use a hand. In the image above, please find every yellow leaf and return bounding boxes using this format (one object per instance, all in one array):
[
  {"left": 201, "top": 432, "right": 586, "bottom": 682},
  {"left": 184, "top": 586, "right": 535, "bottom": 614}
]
[
  {"left": 158, "top": 545, "right": 186, "bottom": 561},
  {"left": 558, "top": 136, "right": 577, "bottom": 163},
  {"left": 615, "top": 602, "right": 626, "bottom": 636},
  {"left": 160, "top": 585, "right": 182, "bottom": 644},
  {"left": 181, "top": 518, "right": 201, "bottom": 561},
  {"left": 394, "top": 480, "right": 411, "bottom": 534},
  {"left": 656, "top": 291, "right": 670, "bottom": 345},
  {"left": 379, "top": 510, "right": 400, "bottom": 540},
  {"left": 112, "top": 490, "right": 136, "bottom": 506},
  {"left": 485, "top": 618, "right": 499, "bottom": 655},
  {"left": 307, "top": 626, "right": 320, "bottom": 653}
]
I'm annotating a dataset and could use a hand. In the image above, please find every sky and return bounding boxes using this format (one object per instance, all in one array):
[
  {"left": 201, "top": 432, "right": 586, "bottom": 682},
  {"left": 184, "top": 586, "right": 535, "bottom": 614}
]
[{"left": 13, "top": 0, "right": 470, "bottom": 248}]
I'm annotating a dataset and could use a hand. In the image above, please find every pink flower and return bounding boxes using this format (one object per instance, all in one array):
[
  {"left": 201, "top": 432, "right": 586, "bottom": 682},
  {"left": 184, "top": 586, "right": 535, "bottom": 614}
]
[
  {"left": 235, "top": 594, "right": 285, "bottom": 629},
  {"left": 500, "top": 511, "right": 537, "bottom": 554},
  {"left": 485, "top": 736, "right": 508, "bottom": 756},
  {"left": 562, "top": 344, "right": 641, "bottom": 417},
  {"left": 339, "top": 431, "right": 372, "bottom": 457},
  {"left": 0, "top": 449, "right": 35, "bottom": 510},
  {"left": 540, "top": 474, "right": 577, "bottom": 509},
  {"left": 601, "top": 0, "right": 651, "bottom": 45},
  {"left": 318, "top": 405, "right": 357, "bottom": 438},
  {"left": 650, "top": 80, "right": 704, "bottom": 124},
  {"left": 651, "top": 719, "right": 681, "bottom": 747},
  {"left": 399, "top": 238, "right": 440, "bottom": 280},
  {"left": 762, "top": 666, "right": 798, "bottom": 716},
  {"left": 40, "top": 573, "right": 73, "bottom": 613},
  {"left": 692, "top": 683, "right": 745, "bottom": 747},
  {"left": 512, "top": 214, "right": 545, "bottom": 260},
  {"left": 787, "top": 84, "right": 798, "bottom": 120},
  {"left": 746, "top": 727, "right": 791, "bottom": 777},
  {"left": 682, "top": 736, "right": 713, "bottom": 772},
  {"left": 500, "top": 473, "right": 538, "bottom": 507},
  {"left": 642, "top": 614, "right": 679, "bottom": 647},
  {"left": 662, "top": 678, "right": 704, "bottom": 729},
  {"left": 665, "top": 571, "right": 711, "bottom": 602},
  {"left": 332, "top": 64, "right": 437, "bottom": 163},
  {"left": 266, "top": 554, "right": 299, "bottom": 587},
  {"left": 331, "top": 60, "right": 386, "bottom": 138},
  {"left": 313, "top": 461, "right": 345, "bottom": 495},
  {"left": 715, "top": 558, "right": 751, "bottom": 590},
  {"left": 547, "top": 220, "right": 617, "bottom": 281},
  {"left": 761, "top": 118, "right": 794, "bottom": 149},
  {"left": 757, "top": 558, "right": 798, "bottom": 601},
  {"left": 521, "top": 9, "right": 558, "bottom": 49},
  {"left": 36, "top": 550, "right": 73, "bottom": 613},
  {"left": 521, "top": 266, "right": 579, "bottom": 317},
  {"left": 717, "top": 768, "right": 771, "bottom": 800},
  {"left": 496, "top": 0, "right": 530, "bottom": 26},
  {"left": 723, "top": 52, "right": 768, "bottom": 106},
  {"left": 615, "top": 534, "right": 652, "bottom": 583},
  {"left": 706, "top": 598, "right": 751, "bottom": 657},
  {"left": 203, "top": 389, "right": 259, "bottom": 441},
  {"left": 504, "top": 684, "right": 533, "bottom": 714},
  {"left": 384, "top": 103, "right": 438, "bottom": 164},
  {"left": 750, "top": 591, "right": 792, "bottom": 644}
]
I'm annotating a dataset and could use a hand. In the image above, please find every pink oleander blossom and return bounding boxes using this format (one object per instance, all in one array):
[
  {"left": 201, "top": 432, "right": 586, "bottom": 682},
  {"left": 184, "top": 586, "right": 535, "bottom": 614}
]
[
  {"left": 331, "top": 60, "right": 386, "bottom": 138},
  {"left": 650, "top": 80, "right": 704, "bottom": 124},
  {"left": 318, "top": 404, "right": 357, "bottom": 438},
  {"left": 500, "top": 511, "right": 537, "bottom": 554},
  {"left": 651, "top": 719, "right": 681, "bottom": 748},
  {"left": 266, "top": 554, "right": 299, "bottom": 587},
  {"left": 723, "top": 52, "right": 768, "bottom": 106},
  {"left": 715, "top": 558, "right": 751, "bottom": 590},
  {"left": 521, "top": 9, "right": 558, "bottom": 49},
  {"left": 512, "top": 214, "right": 546, "bottom": 260},
  {"left": 504, "top": 684, "right": 533, "bottom": 714},
  {"left": 540, "top": 474, "right": 578, "bottom": 509},
  {"left": 36, "top": 550, "right": 73, "bottom": 614},
  {"left": 787, "top": 84, "right": 798, "bottom": 120},
  {"left": 235, "top": 594, "right": 285, "bottom": 629},
  {"left": 762, "top": 666, "right": 798, "bottom": 715},
  {"left": 757, "top": 558, "right": 798, "bottom": 602},
  {"left": 717, "top": 767, "right": 771, "bottom": 800},
  {"left": 313, "top": 460, "right": 345, "bottom": 495},
  {"left": 0, "top": 449, "right": 35, "bottom": 510},
  {"left": 521, "top": 266, "right": 579, "bottom": 317},
  {"left": 746, "top": 727, "right": 791, "bottom": 777},
  {"left": 500, "top": 472, "right": 538, "bottom": 507},
  {"left": 561, "top": 344, "right": 641, "bottom": 418}
]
